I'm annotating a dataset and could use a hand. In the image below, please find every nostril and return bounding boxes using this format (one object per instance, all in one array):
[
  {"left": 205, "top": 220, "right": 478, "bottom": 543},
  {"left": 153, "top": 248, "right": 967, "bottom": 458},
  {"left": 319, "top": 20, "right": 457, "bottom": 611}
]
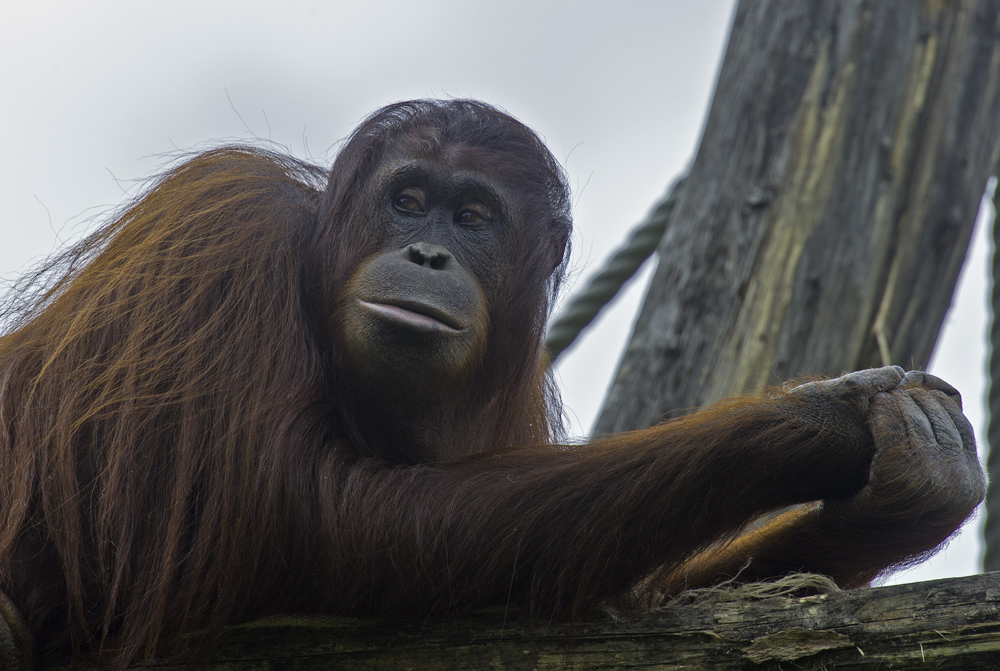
[
  {"left": 406, "top": 245, "right": 426, "bottom": 265},
  {"left": 406, "top": 243, "right": 453, "bottom": 270}
]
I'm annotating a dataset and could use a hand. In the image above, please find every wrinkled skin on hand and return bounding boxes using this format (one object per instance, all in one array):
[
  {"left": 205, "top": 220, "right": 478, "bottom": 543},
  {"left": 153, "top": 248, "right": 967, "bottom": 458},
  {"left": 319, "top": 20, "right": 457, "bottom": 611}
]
[
  {"left": 795, "top": 365, "right": 984, "bottom": 538},
  {"left": 654, "top": 366, "right": 985, "bottom": 594},
  {"left": 851, "top": 370, "right": 984, "bottom": 536},
  {"left": 797, "top": 366, "right": 984, "bottom": 529}
]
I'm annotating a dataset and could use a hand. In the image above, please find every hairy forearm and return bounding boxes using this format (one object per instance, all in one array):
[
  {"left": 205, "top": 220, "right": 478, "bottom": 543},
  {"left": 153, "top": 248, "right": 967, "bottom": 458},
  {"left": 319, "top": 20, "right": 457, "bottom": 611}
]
[{"left": 314, "top": 393, "right": 873, "bottom": 613}]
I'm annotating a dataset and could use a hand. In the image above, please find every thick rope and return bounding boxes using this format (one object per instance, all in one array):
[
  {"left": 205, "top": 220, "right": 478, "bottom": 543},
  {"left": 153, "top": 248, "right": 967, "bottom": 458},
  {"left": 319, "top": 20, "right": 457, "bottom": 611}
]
[
  {"left": 0, "top": 591, "right": 31, "bottom": 671},
  {"left": 984, "top": 174, "right": 1000, "bottom": 572},
  {"left": 545, "top": 176, "right": 687, "bottom": 364}
]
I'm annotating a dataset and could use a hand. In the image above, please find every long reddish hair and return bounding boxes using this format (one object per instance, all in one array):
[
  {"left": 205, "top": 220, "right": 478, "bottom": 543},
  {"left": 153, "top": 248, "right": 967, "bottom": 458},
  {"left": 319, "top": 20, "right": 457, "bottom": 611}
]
[{"left": 0, "top": 100, "right": 573, "bottom": 664}]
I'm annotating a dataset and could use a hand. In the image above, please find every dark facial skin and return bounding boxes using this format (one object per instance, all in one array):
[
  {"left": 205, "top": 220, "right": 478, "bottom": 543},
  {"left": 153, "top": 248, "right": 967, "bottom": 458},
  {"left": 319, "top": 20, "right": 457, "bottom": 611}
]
[{"left": 337, "top": 147, "right": 506, "bottom": 406}]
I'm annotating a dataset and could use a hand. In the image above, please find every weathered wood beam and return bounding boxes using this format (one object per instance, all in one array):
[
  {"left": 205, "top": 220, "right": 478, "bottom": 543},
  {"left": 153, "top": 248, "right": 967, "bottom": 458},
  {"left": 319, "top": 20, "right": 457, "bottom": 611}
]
[{"left": 47, "top": 572, "right": 1000, "bottom": 670}]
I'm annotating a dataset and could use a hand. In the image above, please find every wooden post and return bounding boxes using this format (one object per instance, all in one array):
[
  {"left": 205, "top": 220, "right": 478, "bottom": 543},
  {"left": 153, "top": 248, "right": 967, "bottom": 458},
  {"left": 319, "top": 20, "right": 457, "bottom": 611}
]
[{"left": 596, "top": 0, "right": 1000, "bottom": 435}]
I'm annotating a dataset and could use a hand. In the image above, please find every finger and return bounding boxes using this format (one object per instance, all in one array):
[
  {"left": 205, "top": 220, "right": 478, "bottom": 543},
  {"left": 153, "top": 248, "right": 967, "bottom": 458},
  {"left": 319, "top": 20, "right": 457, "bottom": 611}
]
[
  {"left": 843, "top": 366, "right": 907, "bottom": 392},
  {"left": 791, "top": 365, "right": 905, "bottom": 396},
  {"left": 925, "top": 389, "right": 977, "bottom": 456},
  {"left": 868, "top": 392, "right": 917, "bottom": 450},
  {"left": 909, "top": 389, "right": 986, "bottom": 501},
  {"left": 894, "top": 391, "right": 937, "bottom": 444},
  {"left": 870, "top": 390, "right": 937, "bottom": 452},
  {"left": 906, "top": 389, "right": 962, "bottom": 453},
  {"left": 901, "top": 370, "right": 963, "bottom": 409}
]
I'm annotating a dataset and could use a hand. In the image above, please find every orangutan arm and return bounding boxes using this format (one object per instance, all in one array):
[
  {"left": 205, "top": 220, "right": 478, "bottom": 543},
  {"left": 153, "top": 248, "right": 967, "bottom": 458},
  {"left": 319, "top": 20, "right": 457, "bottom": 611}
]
[{"left": 308, "top": 367, "right": 969, "bottom": 615}]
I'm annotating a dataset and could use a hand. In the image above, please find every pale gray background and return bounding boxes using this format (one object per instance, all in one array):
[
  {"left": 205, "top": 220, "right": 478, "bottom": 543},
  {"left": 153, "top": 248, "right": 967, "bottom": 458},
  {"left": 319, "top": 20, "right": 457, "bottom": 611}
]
[{"left": 2, "top": 1, "right": 993, "bottom": 586}]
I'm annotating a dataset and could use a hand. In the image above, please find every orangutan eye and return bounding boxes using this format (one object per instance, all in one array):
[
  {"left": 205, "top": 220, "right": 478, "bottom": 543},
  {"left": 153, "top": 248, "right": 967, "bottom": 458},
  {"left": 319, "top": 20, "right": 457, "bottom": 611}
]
[
  {"left": 394, "top": 189, "right": 426, "bottom": 214},
  {"left": 456, "top": 203, "right": 490, "bottom": 226}
]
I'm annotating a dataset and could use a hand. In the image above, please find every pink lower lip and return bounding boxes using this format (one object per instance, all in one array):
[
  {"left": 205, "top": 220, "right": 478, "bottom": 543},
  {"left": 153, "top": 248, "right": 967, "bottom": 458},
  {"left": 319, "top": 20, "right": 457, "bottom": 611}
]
[{"left": 360, "top": 301, "right": 460, "bottom": 332}]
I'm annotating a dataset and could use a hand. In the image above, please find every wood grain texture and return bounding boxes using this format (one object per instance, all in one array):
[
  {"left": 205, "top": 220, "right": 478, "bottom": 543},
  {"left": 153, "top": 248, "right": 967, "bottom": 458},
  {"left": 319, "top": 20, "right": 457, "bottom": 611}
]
[
  {"left": 596, "top": 0, "right": 1000, "bottom": 435},
  {"left": 43, "top": 572, "right": 1000, "bottom": 669}
]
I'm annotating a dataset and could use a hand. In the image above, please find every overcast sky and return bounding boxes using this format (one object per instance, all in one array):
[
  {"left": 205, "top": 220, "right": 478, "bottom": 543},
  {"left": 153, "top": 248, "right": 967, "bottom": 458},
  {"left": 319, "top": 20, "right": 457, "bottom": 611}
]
[{"left": 2, "top": 1, "right": 994, "bottom": 586}]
